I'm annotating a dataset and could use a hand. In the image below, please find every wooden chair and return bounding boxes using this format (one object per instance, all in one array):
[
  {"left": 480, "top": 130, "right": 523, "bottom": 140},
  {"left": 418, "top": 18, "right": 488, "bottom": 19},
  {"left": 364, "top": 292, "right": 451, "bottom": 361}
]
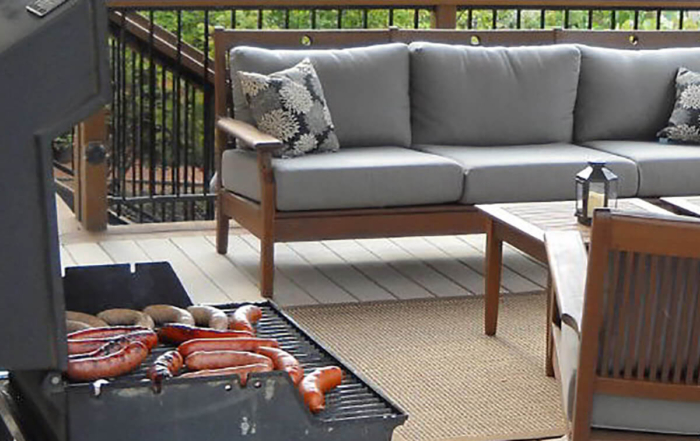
[{"left": 545, "top": 209, "right": 700, "bottom": 441}]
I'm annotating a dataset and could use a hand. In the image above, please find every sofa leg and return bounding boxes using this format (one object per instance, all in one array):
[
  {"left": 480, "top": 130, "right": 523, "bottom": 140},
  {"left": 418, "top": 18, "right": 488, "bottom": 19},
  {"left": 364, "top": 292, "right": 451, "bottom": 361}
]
[
  {"left": 216, "top": 210, "right": 230, "bottom": 255},
  {"left": 260, "top": 238, "right": 274, "bottom": 298}
]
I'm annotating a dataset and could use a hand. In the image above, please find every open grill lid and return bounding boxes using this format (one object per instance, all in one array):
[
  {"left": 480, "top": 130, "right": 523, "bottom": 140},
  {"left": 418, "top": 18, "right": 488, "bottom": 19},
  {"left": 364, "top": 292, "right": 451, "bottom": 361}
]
[{"left": 0, "top": 0, "right": 109, "bottom": 371}]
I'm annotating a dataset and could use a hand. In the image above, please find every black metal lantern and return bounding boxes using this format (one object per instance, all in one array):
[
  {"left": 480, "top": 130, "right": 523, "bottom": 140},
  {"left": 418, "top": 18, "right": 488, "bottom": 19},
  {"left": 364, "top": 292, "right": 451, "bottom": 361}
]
[{"left": 575, "top": 161, "right": 618, "bottom": 226}]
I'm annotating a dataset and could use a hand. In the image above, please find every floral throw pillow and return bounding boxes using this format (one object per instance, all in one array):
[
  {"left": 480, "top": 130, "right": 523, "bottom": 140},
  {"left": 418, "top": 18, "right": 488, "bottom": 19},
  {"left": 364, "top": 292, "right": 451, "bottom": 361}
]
[
  {"left": 237, "top": 59, "right": 340, "bottom": 158},
  {"left": 657, "top": 67, "right": 700, "bottom": 144}
]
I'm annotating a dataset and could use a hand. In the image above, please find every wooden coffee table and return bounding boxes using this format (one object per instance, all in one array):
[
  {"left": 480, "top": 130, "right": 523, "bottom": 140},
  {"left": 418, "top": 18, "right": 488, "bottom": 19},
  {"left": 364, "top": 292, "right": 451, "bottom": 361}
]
[
  {"left": 660, "top": 195, "right": 700, "bottom": 217},
  {"left": 476, "top": 199, "right": 669, "bottom": 337}
]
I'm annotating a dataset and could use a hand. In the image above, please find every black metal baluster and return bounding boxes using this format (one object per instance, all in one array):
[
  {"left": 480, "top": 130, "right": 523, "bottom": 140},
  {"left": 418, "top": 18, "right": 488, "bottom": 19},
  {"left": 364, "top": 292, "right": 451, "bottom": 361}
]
[
  {"left": 679, "top": 9, "right": 684, "bottom": 29},
  {"left": 285, "top": 9, "right": 290, "bottom": 28},
  {"left": 149, "top": 10, "right": 157, "bottom": 220},
  {"left": 389, "top": 8, "right": 394, "bottom": 26},
  {"left": 657, "top": 9, "right": 662, "bottom": 30},
  {"left": 204, "top": 10, "right": 214, "bottom": 219},
  {"left": 467, "top": 8, "right": 472, "bottom": 29},
  {"left": 540, "top": 9, "right": 546, "bottom": 29},
  {"left": 337, "top": 9, "right": 343, "bottom": 28},
  {"left": 109, "top": 34, "right": 116, "bottom": 209},
  {"left": 634, "top": 10, "right": 639, "bottom": 29},
  {"left": 311, "top": 9, "right": 317, "bottom": 28},
  {"left": 183, "top": 81, "right": 190, "bottom": 220},
  {"left": 611, "top": 10, "right": 616, "bottom": 29},
  {"left": 413, "top": 8, "right": 419, "bottom": 29},
  {"left": 174, "top": 10, "right": 182, "bottom": 220},
  {"left": 588, "top": 9, "right": 593, "bottom": 29},
  {"left": 138, "top": 50, "right": 145, "bottom": 222},
  {"left": 161, "top": 66, "right": 167, "bottom": 222},
  {"left": 119, "top": 12, "right": 127, "bottom": 218},
  {"left": 564, "top": 9, "right": 570, "bottom": 28},
  {"left": 131, "top": 50, "right": 136, "bottom": 202},
  {"left": 231, "top": 9, "right": 236, "bottom": 28},
  {"left": 190, "top": 85, "right": 196, "bottom": 219},
  {"left": 516, "top": 9, "right": 521, "bottom": 29},
  {"left": 258, "top": 9, "right": 263, "bottom": 29},
  {"left": 362, "top": 9, "right": 368, "bottom": 28}
]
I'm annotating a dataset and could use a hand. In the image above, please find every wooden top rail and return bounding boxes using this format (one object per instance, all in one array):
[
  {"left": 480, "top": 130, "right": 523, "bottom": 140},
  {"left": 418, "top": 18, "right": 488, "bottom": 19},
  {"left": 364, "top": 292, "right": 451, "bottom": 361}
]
[{"left": 105, "top": 0, "right": 700, "bottom": 9}]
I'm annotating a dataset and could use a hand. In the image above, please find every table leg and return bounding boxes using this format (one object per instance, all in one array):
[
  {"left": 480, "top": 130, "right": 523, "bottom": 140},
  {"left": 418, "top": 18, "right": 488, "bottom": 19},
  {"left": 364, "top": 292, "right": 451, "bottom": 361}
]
[
  {"left": 484, "top": 219, "right": 503, "bottom": 336},
  {"left": 545, "top": 272, "right": 555, "bottom": 377}
]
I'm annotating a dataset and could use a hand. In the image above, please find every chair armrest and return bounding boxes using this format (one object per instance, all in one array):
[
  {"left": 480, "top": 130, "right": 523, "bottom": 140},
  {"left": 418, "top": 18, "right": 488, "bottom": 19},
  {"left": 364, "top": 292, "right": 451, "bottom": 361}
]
[
  {"left": 544, "top": 230, "right": 588, "bottom": 336},
  {"left": 216, "top": 117, "right": 283, "bottom": 153}
]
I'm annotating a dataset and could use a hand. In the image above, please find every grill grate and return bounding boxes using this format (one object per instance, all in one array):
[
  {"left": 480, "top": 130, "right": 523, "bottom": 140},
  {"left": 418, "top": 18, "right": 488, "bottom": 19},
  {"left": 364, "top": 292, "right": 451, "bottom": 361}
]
[{"left": 67, "top": 301, "right": 405, "bottom": 426}]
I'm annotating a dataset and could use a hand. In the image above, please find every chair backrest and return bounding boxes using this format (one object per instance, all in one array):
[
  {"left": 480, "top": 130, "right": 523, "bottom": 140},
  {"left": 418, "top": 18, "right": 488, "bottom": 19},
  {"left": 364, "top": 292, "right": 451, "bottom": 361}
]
[{"left": 578, "top": 209, "right": 700, "bottom": 405}]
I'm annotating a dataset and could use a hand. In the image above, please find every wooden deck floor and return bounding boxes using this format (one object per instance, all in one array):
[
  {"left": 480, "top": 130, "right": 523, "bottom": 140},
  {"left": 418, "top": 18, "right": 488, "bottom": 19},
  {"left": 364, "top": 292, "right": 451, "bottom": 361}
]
[{"left": 57, "top": 201, "right": 548, "bottom": 307}]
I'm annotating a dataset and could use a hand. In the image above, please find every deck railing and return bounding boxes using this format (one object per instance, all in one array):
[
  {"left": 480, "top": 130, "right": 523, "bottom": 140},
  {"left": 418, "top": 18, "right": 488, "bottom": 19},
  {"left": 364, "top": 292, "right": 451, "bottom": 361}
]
[{"left": 67, "top": 0, "right": 700, "bottom": 228}]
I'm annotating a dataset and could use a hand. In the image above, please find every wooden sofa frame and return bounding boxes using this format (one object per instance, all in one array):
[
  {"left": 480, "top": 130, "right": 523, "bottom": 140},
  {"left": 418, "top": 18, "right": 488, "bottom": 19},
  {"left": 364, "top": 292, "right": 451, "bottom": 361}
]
[{"left": 213, "top": 27, "right": 700, "bottom": 297}]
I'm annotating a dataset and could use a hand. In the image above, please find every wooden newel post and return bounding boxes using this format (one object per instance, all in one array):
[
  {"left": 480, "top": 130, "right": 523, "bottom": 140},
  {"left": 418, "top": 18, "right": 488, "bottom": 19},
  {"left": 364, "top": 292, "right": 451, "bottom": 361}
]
[
  {"left": 73, "top": 108, "right": 108, "bottom": 231},
  {"left": 432, "top": 4, "right": 457, "bottom": 29}
]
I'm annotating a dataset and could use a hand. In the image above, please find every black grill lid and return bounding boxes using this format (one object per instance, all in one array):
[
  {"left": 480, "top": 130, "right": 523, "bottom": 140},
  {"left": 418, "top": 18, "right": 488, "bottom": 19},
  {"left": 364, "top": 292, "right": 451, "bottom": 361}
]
[{"left": 0, "top": 0, "right": 109, "bottom": 371}]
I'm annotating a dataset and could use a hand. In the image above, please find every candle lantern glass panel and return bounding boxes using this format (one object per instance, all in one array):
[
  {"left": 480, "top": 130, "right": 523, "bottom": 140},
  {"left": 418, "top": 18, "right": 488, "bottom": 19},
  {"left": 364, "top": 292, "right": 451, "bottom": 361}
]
[{"left": 575, "top": 161, "right": 619, "bottom": 225}]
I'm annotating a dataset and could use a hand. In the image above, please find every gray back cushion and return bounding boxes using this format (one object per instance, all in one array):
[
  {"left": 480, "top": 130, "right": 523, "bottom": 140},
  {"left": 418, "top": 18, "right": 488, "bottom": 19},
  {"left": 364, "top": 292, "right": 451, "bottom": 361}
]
[
  {"left": 409, "top": 42, "right": 581, "bottom": 146},
  {"left": 575, "top": 45, "right": 700, "bottom": 142},
  {"left": 230, "top": 43, "right": 411, "bottom": 148}
]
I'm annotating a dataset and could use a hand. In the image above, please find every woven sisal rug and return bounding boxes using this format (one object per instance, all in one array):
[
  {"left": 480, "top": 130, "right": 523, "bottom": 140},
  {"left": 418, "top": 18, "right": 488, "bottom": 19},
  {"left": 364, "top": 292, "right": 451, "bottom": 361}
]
[{"left": 286, "top": 293, "right": 567, "bottom": 441}]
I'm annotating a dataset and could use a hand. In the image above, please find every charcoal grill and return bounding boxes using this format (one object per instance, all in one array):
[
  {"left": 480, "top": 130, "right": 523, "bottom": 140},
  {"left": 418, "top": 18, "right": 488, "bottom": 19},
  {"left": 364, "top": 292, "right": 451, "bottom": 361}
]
[
  {"left": 0, "top": 0, "right": 406, "bottom": 438},
  {"left": 3, "top": 263, "right": 407, "bottom": 441}
]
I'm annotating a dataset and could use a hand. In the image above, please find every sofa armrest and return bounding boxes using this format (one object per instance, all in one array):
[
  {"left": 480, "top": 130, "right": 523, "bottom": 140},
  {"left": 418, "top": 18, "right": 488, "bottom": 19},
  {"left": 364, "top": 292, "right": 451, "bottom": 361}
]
[
  {"left": 216, "top": 117, "right": 283, "bottom": 153},
  {"left": 544, "top": 230, "right": 588, "bottom": 336}
]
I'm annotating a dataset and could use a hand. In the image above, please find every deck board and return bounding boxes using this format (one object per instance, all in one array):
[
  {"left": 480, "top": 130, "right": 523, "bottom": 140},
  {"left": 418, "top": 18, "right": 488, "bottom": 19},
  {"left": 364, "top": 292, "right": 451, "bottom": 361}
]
[
  {"left": 358, "top": 238, "right": 468, "bottom": 298},
  {"left": 136, "top": 238, "right": 230, "bottom": 305},
  {"left": 171, "top": 236, "right": 261, "bottom": 302},
  {"left": 288, "top": 242, "right": 394, "bottom": 302},
  {"left": 58, "top": 224, "right": 547, "bottom": 306},
  {"left": 324, "top": 240, "right": 434, "bottom": 300}
]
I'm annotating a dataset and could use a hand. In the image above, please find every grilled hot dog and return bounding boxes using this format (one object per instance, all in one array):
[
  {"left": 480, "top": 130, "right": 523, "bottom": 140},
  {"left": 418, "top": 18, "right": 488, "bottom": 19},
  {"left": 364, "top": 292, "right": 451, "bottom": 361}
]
[
  {"left": 185, "top": 350, "right": 273, "bottom": 371},
  {"left": 147, "top": 350, "right": 184, "bottom": 388},
  {"left": 298, "top": 367, "right": 343, "bottom": 413},
  {"left": 228, "top": 305, "right": 262, "bottom": 334},
  {"left": 187, "top": 305, "right": 228, "bottom": 330},
  {"left": 178, "top": 337, "right": 279, "bottom": 358},
  {"left": 143, "top": 305, "right": 195, "bottom": 326},
  {"left": 179, "top": 363, "right": 271, "bottom": 386},
  {"left": 68, "top": 330, "right": 158, "bottom": 355},
  {"left": 256, "top": 347, "right": 303, "bottom": 386},
  {"left": 66, "top": 341, "right": 149, "bottom": 382},
  {"left": 67, "top": 325, "right": 148, "bottom": 340},
  {"left": 158, "top": 323, "right": 253, "bottom": 344}
]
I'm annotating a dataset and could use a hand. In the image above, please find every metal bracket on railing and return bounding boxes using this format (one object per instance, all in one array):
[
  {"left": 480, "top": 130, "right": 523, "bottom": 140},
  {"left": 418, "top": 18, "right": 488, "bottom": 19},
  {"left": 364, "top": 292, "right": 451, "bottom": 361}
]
[{"left": 85, "top": 142, "right": 106, "bottom": 165}]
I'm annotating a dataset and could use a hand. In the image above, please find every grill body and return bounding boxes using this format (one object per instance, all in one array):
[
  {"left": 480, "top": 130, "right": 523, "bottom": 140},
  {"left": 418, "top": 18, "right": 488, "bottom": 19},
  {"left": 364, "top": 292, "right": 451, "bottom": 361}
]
[{"left": 8, "top": 264, "right": 407, "bottom": 441}]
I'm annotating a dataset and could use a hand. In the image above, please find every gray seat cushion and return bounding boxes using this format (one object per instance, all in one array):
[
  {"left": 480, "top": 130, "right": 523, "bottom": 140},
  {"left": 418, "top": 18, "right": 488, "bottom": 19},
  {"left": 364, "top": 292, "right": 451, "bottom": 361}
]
[
  {"left": 412, "top": 143, "right": 638, "bottom": 204},
  {"left": 409, "top": 42, "right": 580, "bottom": 146},
  {"left": 221, "top": 147, "right": 464, "bottom": 211},
  {"left": 230, "top": 43, "right": 411, "bottom": 148},
  {"left": 558, "top": 324, "right": 700, "bottom": 435},
  {"left": 582, "top": 140, "right": 700, "bottom": 197},
  {"left": 575, "top": 45, "right": 700, "bottom": 142}
]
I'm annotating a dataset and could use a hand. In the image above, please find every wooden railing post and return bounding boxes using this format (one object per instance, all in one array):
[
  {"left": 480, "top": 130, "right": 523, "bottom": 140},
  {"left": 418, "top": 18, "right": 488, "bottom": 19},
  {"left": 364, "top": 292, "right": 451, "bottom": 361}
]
[
  {"left": 73, "top": 108, "right": 108, "bottom": 231},
  {"left": 432, "top": 4, "right": 457, "bottom": 29}
]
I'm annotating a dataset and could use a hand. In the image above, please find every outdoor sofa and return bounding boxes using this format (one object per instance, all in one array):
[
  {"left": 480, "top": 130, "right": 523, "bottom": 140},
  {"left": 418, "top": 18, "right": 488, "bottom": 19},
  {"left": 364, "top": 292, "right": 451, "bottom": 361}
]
[{"left": 213, "top": 28, "right": 700, "bottom": 297}]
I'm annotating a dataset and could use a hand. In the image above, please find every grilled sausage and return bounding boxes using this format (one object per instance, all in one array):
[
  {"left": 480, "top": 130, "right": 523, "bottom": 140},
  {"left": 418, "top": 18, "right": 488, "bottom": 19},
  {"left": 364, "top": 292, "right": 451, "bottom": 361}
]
[
  {"left": 178, "top": 337, "right": 279, "bottom": 358},
  {"left": 69, "top": 339, "right": 130, "bottom": 360},
  {"left": 66, "top": 341, "right": 149, "bottom": 382},
  {"left": 187, "top": 305, "right": 228, "bottom": 330},
  {"left": 68, "top": 325, "right": 148, "bottom": 340},
  {"left": 179, "top": 363, "right": 271, "bottom": 386},
  {"left": 143, "top": 305, "right": 195, "bottom": 326},
  {"left": 68, "top": 330, "right": 158, "bottom": 355},
  {"left": 97, "top": 309, "right": 155, "bottom": 329},
  {"left": 298, "top": 367, "right": 343, "bottom": 413},
  {"left": 66, "top": 311, "right": 109, "bottom": 328},
  {"left": 147, "top": 350, "right": 184, "bottom": 387},
  {"left": 185, "top": 350, "right": 273, "bottom": 371},
  {"left": 157, "top": 323, "right": 253, "bottom": 344},
  {"left": 228, "top": 305, "right": 262, "bottom": 334},
  {"left": 256, "top": 347, "right": 303, "bottom": 386},
  {"left": 66, "top": 320, "right": 91, "bottom": 333}
]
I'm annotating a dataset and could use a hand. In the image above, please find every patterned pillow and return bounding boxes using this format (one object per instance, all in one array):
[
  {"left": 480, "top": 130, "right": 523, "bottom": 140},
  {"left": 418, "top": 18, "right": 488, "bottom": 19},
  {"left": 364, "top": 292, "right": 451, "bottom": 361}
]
[
  {"left": 657, "top": 67, "right": 700, "bottom": 144},
  {"left": 237, "top": 59, "right": 340, "bottom": 158}
]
